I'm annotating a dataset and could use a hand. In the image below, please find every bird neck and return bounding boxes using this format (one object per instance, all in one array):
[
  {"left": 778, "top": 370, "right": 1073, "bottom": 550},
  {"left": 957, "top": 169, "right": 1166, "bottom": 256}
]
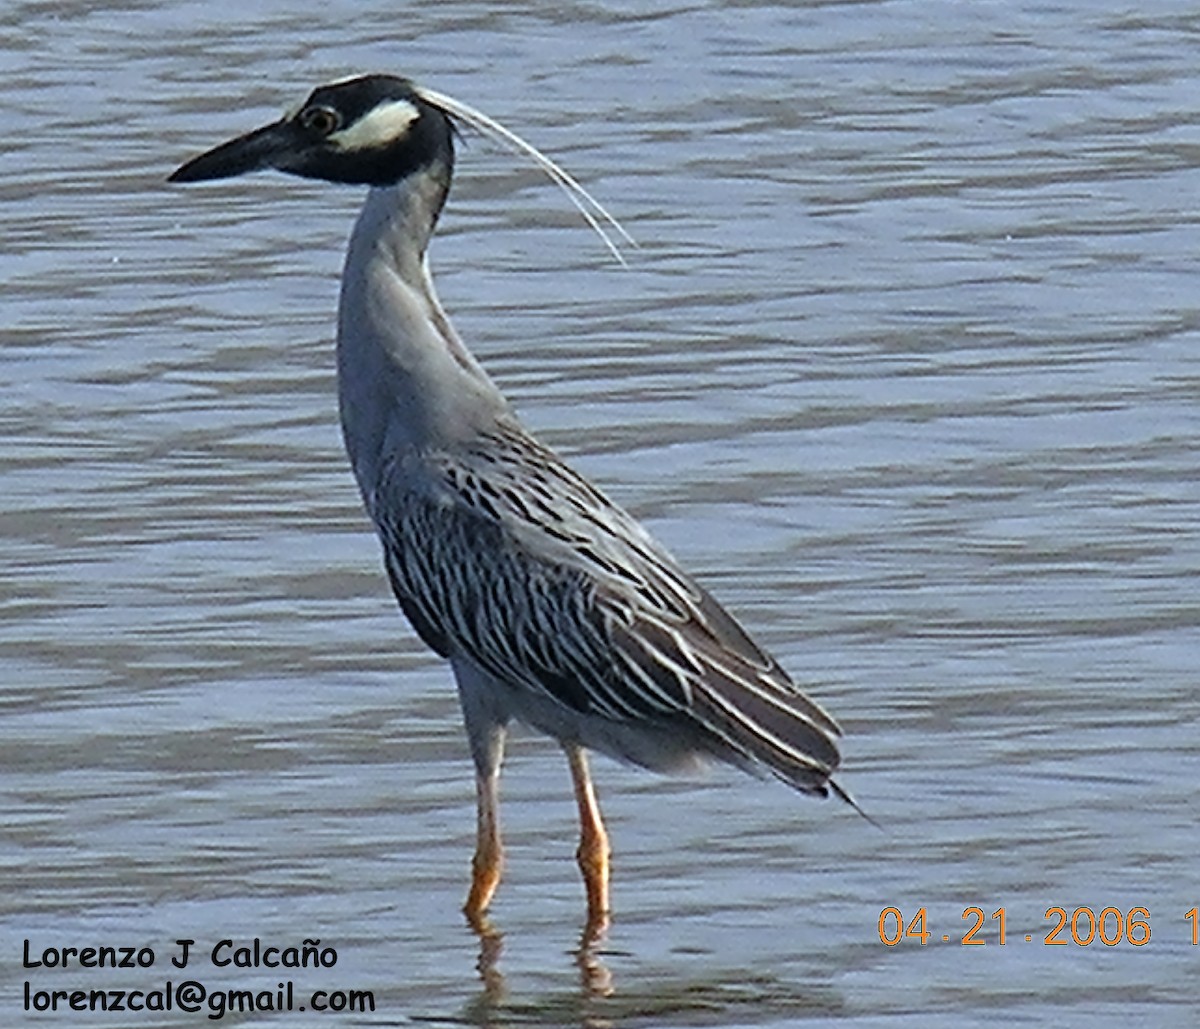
[{"left": 336, "top": 164, "right": 509, "bottom": 506}]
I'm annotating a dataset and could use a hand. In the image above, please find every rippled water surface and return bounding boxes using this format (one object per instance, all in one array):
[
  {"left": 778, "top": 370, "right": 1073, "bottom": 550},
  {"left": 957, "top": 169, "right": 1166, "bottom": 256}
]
[{"left": 2, "top": 1, "right": 1198, "bottom": 1026}]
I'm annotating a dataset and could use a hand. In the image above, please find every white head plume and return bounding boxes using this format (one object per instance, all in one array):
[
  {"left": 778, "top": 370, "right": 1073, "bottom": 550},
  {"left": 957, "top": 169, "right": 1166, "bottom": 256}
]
[{"left": 415, "top": 86, "right": 635, "bottom": 265}]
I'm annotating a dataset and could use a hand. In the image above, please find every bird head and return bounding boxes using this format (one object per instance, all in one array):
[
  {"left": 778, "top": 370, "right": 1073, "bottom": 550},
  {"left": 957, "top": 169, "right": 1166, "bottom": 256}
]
[
  {"left": 169, "top": 74, "right": 453, "bottom": 187},
  {"left": 170, "top": 73, "right": 632, "bottom": 262}
]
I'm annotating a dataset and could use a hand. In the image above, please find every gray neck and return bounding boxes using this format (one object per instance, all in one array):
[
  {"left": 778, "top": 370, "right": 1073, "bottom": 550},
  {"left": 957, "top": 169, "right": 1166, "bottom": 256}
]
[{"left": 336, "top": 164, "right": 510, "bottom": 505}]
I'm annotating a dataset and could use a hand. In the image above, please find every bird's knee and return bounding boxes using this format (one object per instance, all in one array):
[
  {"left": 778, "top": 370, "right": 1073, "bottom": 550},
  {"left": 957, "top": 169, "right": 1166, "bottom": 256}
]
[{"left": 575, "top": 838, "right": 610, "bottom": 878}]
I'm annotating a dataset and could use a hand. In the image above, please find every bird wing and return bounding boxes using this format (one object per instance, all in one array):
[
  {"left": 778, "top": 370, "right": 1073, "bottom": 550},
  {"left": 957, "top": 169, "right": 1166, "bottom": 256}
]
[{"left": 374, "top": 422, "right": 842, "bottom": 791}]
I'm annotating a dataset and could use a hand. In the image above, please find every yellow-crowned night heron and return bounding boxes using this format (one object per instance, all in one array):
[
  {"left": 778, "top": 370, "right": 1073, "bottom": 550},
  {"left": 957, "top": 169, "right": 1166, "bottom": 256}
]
[{"left": 170, "top": 74, "right": 854, "bottom": 932}]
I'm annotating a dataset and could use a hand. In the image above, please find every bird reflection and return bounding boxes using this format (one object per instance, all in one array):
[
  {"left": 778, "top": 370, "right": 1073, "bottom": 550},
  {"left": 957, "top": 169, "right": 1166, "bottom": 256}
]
[
  {"left": 468, "top": 914, "right": 506, "bottom": 1007},
  {"left": 574, "top": 911, "right": 613, "bottom": 998},
  {"left": 466, "top": 911, "right": 615, "bottom": 1025}
]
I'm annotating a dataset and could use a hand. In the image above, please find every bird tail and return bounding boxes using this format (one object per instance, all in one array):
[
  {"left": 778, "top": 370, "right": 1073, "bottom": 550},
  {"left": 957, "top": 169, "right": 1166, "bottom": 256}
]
[
  {"left": 686, "top": 655, "right": 878, "bottom": 825},
  {"left": 687, "top": 654, "right": 840, "bottom": 791},
  {"left": 827, "top": 776, "right": 882, "bottom": 829}
]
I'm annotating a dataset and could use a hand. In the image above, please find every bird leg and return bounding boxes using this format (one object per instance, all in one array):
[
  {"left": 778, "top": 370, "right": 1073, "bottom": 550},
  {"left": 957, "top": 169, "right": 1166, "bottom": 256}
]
[
  {"left": 564, "top": 744, "right": 610, "bottom": 932},
  {"left": 464, "top": 767, "right": 503, "bottom": 928}
]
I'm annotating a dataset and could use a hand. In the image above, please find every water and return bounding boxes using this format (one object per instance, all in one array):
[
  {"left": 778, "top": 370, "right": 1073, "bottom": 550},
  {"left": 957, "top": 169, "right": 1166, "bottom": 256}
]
[{"left": 2, "top": 1, "right": 1197, "bottom": 1025}]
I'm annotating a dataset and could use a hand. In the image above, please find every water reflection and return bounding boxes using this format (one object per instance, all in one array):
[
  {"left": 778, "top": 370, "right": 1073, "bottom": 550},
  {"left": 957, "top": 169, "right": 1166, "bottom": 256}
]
[
  {"left": 573, "top": 920, "right": 615, "bottom": 1000},
  {"left": 461, "top": 920, "right": 848, "bottom": 1029},
  {"left": 469, "top": 918, "right": 506, "bottom": 1014},
  {"left": 467, "top": 914, "right": 614, "bottom": 1027}
]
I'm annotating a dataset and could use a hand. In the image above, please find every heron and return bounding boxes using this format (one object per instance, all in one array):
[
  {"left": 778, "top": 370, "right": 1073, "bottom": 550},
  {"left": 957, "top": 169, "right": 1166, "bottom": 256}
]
[{"left": 170, "top": 73, "right": 856, "bottom": 932}]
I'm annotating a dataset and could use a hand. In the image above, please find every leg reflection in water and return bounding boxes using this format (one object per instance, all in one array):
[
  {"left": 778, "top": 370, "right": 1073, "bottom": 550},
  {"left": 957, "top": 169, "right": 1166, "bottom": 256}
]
[{"left": 467, "top": 913, "right": 615, "bottom": 1021}]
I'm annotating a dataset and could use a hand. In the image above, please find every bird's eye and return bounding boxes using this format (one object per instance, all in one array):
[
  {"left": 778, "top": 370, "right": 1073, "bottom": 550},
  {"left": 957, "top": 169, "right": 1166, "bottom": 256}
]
[{"left": 299, "top": 106, "right": 341, "bottom": 135}]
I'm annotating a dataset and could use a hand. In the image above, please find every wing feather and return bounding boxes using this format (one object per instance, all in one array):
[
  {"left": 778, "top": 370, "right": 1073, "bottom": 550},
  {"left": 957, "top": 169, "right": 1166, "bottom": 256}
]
[{"left": 374, "top": 422, "right": 843, "bottom": 791}]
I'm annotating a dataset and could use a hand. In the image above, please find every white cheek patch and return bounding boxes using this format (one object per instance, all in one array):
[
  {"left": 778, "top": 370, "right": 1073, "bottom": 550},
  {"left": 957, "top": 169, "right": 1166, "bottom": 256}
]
[{"left": 329, "top": 99, "right": 421, "bottom": 151}]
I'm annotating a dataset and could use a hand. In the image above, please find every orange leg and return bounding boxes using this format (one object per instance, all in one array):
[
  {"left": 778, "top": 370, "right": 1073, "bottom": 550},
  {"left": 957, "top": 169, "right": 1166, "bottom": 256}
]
[
  {"left": 463, "top": 768, "right": 503, "bottom": 928},
  {"left": 564, "top": 744, "right": 611, "bottom": 932}
]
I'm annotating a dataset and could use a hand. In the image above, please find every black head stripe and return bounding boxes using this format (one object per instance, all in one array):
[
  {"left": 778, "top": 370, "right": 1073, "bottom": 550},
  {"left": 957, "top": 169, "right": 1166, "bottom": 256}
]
[
  {"left": 284, "top": 75, "right": 454, "bottom": 187},
  {"left": 303, "top": 74, "right": 421, "bottom": 124}
]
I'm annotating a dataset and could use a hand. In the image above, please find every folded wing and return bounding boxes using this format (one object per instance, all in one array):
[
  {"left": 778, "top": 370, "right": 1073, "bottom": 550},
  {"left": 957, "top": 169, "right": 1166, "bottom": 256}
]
[{"left": 374, "top": 421, "right": 842, "bottom": 796}]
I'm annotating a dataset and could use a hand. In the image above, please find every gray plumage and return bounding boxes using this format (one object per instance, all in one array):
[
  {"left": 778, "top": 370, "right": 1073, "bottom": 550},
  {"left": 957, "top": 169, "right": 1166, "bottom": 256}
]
[
  {"left": 337, "top": 165, "right": 841, "bottom": 795},
  {"left": 170, "top": 74, "right": 852, "bottom": 921}
]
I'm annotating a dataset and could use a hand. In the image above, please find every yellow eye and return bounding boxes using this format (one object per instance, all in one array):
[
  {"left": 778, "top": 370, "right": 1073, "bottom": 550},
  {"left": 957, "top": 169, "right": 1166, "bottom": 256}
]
[{"left": 299, "top": 106, "right": 341, "bottom": 135}]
